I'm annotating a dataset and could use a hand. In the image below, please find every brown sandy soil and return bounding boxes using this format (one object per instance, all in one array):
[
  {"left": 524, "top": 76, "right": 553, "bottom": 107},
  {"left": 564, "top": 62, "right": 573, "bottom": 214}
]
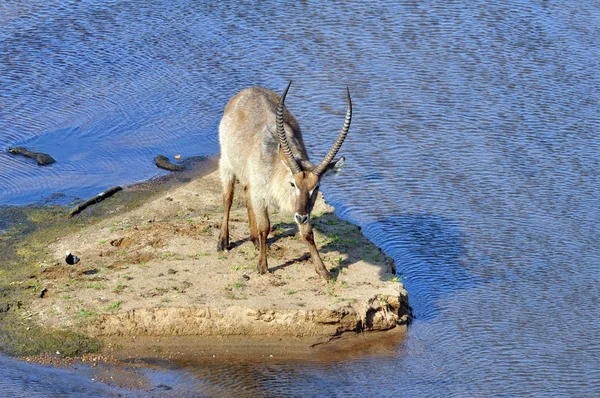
[{"left": 30, "top": 165, "right": 409, "bottom": 359}]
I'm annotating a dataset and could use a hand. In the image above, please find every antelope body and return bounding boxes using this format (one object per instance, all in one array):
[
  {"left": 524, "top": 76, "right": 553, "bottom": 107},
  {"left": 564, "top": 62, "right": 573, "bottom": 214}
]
[{"left": 217, "top": 82, "right": 352, "bottom": 280}]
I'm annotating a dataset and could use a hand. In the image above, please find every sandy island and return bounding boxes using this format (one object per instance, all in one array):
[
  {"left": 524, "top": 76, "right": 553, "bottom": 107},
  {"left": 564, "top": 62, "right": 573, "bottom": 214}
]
[{"left": 19, "top": 158, "right": 410, "bottom": 360}]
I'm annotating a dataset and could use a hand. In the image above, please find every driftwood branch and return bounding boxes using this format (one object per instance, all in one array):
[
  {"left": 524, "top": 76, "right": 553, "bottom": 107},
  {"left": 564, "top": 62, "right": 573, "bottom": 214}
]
[{"left": 69, "top": 186, "right": 123, "bottom": 217}]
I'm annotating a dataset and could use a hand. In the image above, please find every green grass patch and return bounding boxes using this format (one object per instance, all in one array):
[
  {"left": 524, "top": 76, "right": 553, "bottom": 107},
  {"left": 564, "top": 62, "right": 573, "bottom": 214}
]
[
  {"left": 85, "top": 282, "right": 105, "bottom": 290},
  {"left": 104, "top": 300, "right": 123, "bottom": 313}
]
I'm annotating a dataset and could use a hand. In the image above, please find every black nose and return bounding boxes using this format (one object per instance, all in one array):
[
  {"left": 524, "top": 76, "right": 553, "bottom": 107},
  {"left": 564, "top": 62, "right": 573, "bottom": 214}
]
[{"left": 294, "top": 213, "right": 308, "bottom": 224}]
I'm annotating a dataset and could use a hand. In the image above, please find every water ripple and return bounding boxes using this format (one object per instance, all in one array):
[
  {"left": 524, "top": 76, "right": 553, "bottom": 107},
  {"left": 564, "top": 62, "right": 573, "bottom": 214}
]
[{"left": 1, "top": 0, "right": 600, "bottom": 396}]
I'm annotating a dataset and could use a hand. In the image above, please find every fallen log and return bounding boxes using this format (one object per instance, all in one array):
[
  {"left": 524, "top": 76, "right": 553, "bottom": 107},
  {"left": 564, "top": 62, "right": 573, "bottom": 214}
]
[
  {"left": 69, "top": 186, "right": 123, "bottom": 217},
  {"left": 8, "top": 147, "right": 56, "bottom": 165},
  {"left": 154, "top": 154, "right": 184, "bottom": 172}
]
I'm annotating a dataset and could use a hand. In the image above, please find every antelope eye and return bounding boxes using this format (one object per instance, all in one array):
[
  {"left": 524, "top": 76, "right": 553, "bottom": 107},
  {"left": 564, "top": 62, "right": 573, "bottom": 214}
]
[{"left": 290, "top": 182, "right": 296, "bottom": 188}]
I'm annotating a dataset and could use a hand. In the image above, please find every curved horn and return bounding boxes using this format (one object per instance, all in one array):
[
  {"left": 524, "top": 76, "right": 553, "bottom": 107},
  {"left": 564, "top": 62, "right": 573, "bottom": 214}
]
[
  {"left": 277, "top": 81, "right": 302, "bottom": 174},
  {"left": 312, "top": 87, "right": 352, "bottom": 177}
]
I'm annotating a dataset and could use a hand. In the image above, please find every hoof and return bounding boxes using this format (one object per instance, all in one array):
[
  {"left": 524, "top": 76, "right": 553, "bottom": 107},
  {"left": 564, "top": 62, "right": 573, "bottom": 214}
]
[
  {"left": 217, "top": 238, "right": 228, "bottom": 252},
  {"left": 249, "top": 235, "right": 259, "bottom": 248},
  {"left": 317, "top": 269, "right": 333, "bottom": 280},
  {"left": 257, "top": 264, "right": 268, "bottom": 275}
]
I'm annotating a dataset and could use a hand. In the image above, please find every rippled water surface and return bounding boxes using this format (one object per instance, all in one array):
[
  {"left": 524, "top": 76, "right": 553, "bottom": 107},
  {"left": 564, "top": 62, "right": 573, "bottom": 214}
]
[{"left": 2, "top": 0, "right": 600, "bottom": 396}]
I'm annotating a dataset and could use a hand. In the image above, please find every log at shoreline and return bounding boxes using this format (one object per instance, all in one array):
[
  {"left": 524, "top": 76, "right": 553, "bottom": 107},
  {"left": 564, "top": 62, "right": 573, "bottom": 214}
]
[
  {"left": 154, "top": 154, "right": 184, "bottom": 172},
  {"left": 8, "top": 147, "right": 56, "bottom": 166},
  {"left": 69, "top": 186, "right": 123, "bottom": 217}
]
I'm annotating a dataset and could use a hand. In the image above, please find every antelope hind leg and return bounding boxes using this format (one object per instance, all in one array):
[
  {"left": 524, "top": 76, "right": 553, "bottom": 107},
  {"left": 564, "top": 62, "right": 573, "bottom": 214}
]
[{"left": 218, "top": 177, "right": 235, "bottom": 251}]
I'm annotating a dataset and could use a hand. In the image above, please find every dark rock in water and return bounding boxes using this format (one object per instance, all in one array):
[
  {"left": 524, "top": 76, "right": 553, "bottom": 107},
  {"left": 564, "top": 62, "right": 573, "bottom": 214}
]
[
  {"left": 8, "top": 147, "right": 56, "bottom": 165},
  {"left": 154, "top": 154, "right": 184, "bottom": 171}
]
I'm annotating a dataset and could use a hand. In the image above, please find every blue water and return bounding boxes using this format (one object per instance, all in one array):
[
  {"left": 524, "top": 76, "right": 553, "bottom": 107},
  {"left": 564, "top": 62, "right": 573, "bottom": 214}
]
[{"left": 1, "top": 1, "right": 600, "bottom": 396}]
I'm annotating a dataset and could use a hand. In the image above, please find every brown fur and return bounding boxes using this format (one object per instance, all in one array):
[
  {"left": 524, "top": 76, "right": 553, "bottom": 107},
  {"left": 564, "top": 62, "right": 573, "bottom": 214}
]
[{"left": 217, "top": 84, "right": 350, "bottom": 280}]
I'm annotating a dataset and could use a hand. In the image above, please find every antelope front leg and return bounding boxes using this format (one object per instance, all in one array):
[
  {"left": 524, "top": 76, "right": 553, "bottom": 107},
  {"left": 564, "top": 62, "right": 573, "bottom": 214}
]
[
  {"left": 299, "top": 223, "right": 333, "bottom": 280},
  {"left": 244, "top": 185, "right": 259, "bottom": 248},
  {"left": 255, "top": 207, "right": 270, "bottom": 274}
]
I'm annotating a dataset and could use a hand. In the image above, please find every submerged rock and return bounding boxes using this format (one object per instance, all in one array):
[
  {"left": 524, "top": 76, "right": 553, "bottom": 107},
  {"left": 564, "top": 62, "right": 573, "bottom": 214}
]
[
  {"left": 154, "top": 154, "right": 184, "bottom": 172},
  {"left": 8, "top": 147, "right": 56, "bottom": 166}
]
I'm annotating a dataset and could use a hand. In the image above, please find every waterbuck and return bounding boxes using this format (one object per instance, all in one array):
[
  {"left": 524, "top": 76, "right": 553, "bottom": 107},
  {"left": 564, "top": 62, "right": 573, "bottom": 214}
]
[{"left": 217, "top": 81, "right": 352, "bottom": 280}]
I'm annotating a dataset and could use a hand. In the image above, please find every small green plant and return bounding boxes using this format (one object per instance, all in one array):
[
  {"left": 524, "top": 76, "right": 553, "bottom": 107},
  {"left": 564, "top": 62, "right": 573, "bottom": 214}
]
[
  {"left": 286, "top": 290, "right": 297, "bottom": 295},
  {"left": 334, "top": 297, "right": 357, "bottom": 304},
  {"left": 372, "top": 249, "right": 380, "bottom": 262},
  {"left": 63, "top": 294, "right": 72, "bottom": 300},
  {"left": 160, "top": 251, "right": 175, "bottom": 258},
  {"left": 202, "top": 225, "right": 211, "bottom": 233},
  {"left": 340, "top": 281, "right": 349, "bottom": 289},
  {"left": 161, "top": 297, "right": 171, "bottom": 303},
  {"left": 325, "top": 220, "right": 337, "bottom": 225},
  {"left": 85, "top": 282, "right": 106, "bottom": 290},
  {"left": 79, "top": 308, "right": 95, "bottom": 318},
  {"left": 389, "top": 276, "right": 400, "bottom": 283},
  {"left": 98, "top": 240, "right": 106, "bottom": 245},
  {"left": 194, "top": 252, "right": 209, "bottom": 258},
  {"left": 218, "top": 253, "right": 227, "bottom": 260},
  {"left": 186, "top": 218, "right": 195, "bottom": 223},
  {"left": 105, "top": 300, "right": 123, "bottom": 313},
  {"left": 232, "top": 281, "right": 246, "bottom": 288},
  {"left": 113, "top": 282, "right": 127, "bottom": 293},
  {"left": 231, "top": 265, "right": 239, "bottom": 271}
]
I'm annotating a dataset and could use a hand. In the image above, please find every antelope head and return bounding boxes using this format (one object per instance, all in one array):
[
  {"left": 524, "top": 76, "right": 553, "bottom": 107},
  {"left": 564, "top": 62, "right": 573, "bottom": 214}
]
[{"left": 276, "top": 81, "right": 352, "bottom": 226}]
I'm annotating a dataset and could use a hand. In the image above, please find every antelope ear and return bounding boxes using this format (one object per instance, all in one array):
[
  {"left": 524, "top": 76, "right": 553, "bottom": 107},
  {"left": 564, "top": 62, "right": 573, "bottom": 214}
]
[
  {"left": 278, "top": 144, "right": 293, "bottom": 174},
  {"left": 322, "top": 156, "right": 346, "bottom": 177}
]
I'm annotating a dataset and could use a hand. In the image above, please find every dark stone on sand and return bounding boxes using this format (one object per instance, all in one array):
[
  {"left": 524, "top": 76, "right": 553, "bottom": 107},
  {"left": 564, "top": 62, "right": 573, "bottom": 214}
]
[
  {"left": 154, "top": 154, "right": 184, "bottom": 172},
  {"left": 8, "top": 147, "right": 56, "bottom": 165}
]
